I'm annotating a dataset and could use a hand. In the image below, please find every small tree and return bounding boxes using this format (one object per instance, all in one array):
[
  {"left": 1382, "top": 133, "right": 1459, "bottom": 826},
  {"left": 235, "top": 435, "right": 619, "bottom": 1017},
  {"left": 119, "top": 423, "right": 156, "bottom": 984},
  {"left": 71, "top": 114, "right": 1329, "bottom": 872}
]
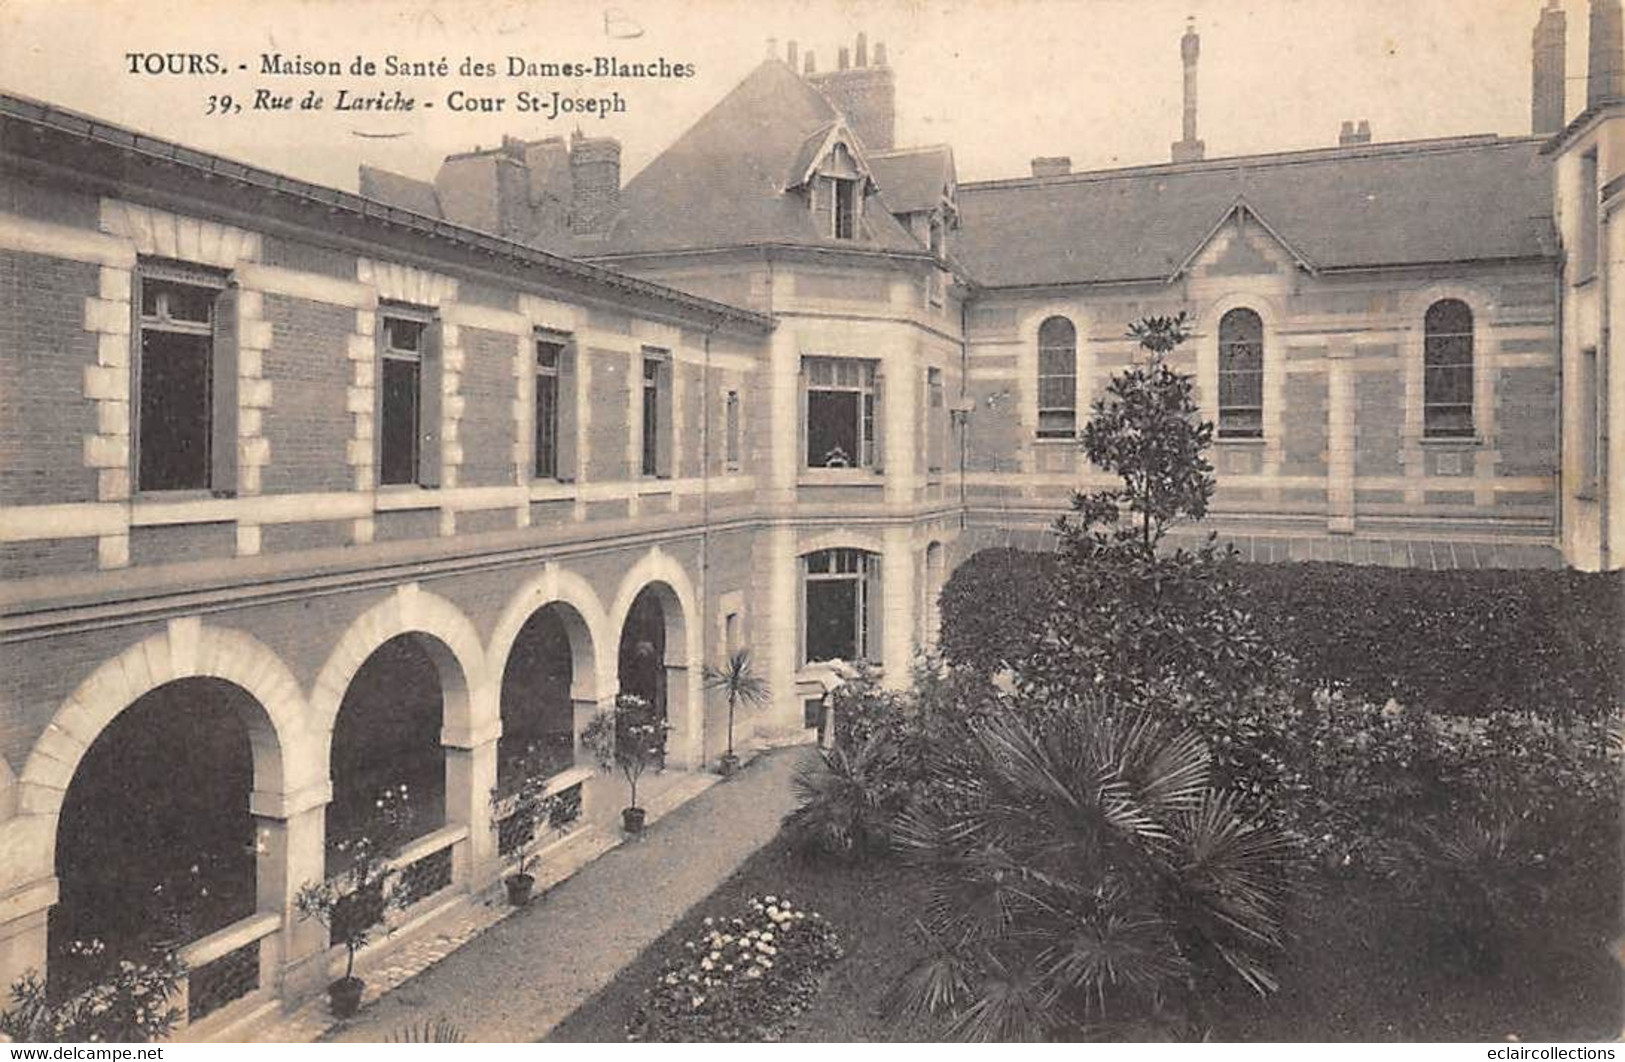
[
  {"left": 294, "top": 784, "right": 413, "bottom": 996},
  {"left": 582, "top": 693, "right": 669, "bottom": 818},
  {"left": 490, "top": 744, "right": 557, "bottom": 883},
  {"left": 702, "top": 648, "right": 770, "bottom": 766},
  {"left": 1078, "top": 312, "right": 1214, "bottom": 551}
]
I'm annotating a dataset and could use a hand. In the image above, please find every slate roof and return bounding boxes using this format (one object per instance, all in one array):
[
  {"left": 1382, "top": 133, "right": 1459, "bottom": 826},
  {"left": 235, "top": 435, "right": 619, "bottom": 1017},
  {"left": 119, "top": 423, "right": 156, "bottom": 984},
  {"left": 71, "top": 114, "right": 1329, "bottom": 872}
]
[
  {"left": 953, "top": 135, "right": 1556, "bottom": 288},
  {"left": 869, "top": 145, "right": 955, "bottom": 215},
  {"left": 357, "top": 164, "right": 442, "bottom": 219},
  {"left": 586, "top": 59, "right": 925, "bottom": 258}
]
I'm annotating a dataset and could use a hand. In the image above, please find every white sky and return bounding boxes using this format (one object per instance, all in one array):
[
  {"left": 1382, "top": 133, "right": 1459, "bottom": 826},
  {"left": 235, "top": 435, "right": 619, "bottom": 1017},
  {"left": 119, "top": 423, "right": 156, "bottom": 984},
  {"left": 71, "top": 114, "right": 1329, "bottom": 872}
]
[{"left": 0, "top": 0, "right": 1597, "bottom": 190}]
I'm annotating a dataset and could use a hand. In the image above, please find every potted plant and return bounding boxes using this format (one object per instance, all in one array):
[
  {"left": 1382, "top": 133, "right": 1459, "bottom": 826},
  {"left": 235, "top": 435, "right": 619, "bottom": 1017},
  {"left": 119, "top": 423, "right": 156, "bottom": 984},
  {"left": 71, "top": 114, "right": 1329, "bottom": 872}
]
[
  {"left": 702, "top": 648, "right": 769, "bottom": 777},
  {"left": 582, "top": 693, "right": 669, "bottom": 833},
  {"left": 293, "top": 784, "right": 411, "bottom": 1018},
  {"left": 490, "top": 747, "right": 557, "bottom": 906}
]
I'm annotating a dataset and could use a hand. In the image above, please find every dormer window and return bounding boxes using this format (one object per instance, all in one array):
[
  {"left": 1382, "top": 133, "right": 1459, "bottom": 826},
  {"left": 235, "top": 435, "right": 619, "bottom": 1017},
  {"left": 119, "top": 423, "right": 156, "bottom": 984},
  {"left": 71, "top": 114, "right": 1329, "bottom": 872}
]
[{"left": 833, "top": 178, "right": 858, "bottom": 239}]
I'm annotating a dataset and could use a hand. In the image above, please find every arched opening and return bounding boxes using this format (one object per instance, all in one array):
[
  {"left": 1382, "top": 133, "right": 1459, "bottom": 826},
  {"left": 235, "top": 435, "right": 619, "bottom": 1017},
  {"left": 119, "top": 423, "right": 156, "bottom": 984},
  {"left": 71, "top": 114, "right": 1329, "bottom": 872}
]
[
  {"left": 51, "top": 679, "right": 260, "bottom": 993},
  {"left": 1218, "top": 307, "right": 1265, "bottom": 438},
  {"left": 327, "top": 633, "right": 448, "bottom": 873},
  {"left": 1423, "top": 298, "right": 1475, "bottom": 438},
  {"left": 1037, "top": 315, "right": 1078, "bottom": 438},
  {"left": 618, "top": 586, "right": 669, "bottom": 723},
  {"left": 499, "top": 603, "right": 591, "bottom": 790}
]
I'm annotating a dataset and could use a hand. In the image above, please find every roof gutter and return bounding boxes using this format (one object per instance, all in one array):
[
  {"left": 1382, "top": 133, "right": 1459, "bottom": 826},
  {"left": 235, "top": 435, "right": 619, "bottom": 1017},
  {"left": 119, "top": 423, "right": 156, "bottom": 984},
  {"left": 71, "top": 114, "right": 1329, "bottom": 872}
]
[{"left": 0, "top": 93, "right": 772, "bottom": 333}]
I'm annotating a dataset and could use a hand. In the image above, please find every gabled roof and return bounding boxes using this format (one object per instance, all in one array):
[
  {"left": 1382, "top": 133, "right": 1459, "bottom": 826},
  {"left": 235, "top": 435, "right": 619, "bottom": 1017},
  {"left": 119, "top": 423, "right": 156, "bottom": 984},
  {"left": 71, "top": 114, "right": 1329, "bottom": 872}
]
[
  {"left": 785, "top": 120, "right": 874, "bottom": 191},
  {"left": 953, "top": 135, "right": 1555, "bottom": 288},
  {"left": 358, "top": 165, "right": 442, "bottom": 219},
  {"left": 869, "top": 145, "right": 956, "bottom": 216},
  {"left": 1169, "top": 197, "right": 1316, "bottom": 280},
  {"left": 585, "top": 59, "right": 923, "bottom": 258}
]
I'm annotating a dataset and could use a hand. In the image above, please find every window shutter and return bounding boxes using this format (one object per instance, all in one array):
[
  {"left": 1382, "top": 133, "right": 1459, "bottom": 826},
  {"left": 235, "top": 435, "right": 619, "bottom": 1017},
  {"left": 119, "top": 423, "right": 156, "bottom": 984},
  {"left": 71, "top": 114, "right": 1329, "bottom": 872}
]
[
  {"left": 555, "top": 344, "right": 578, "bottom": 482},
  {"left": 797, "top": 362, "right": 809, "bottom": 469},
  {"left": 870, "top": 364, "right": 886, "bottom": 473},
  {"left": 419, "top": 319, "right": 444, "bottom": 488},
  {"left": 373, "top": 316, "right": 387, "bottom": 482},
  {"left": 656, "top": 359, "right": 675, "bottom": 478},
  {"left": 811, "top": 179, "right": 832, "bottom": 237},
  {"left": 865, "top": 555, "right": 883, "bottom": 664},
  {"left": 210, "top": 285, "right": 240, "bottom": 496}
]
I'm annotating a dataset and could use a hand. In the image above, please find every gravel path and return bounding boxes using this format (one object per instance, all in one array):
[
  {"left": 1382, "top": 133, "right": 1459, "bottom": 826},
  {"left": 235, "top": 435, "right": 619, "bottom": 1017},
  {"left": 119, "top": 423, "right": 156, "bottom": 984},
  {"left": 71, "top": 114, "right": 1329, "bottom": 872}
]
[{"left": 326, "top": 747, "right": 807, "bottom": 1043}]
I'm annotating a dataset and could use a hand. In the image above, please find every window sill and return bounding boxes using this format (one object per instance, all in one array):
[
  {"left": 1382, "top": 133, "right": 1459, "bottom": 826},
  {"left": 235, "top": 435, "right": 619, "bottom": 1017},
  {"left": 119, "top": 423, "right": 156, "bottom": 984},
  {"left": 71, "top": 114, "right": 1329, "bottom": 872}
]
[
  {"left": 527, "top": 479, "right": 577, "bottom": 502},
  {"left": 1032, "top": 435, "right": 1079, "bottom": 446},
  {"left": 130, "top": 493, "right": 239, "bottom": 526},
  {"left": 1419, "top": 434, "right": 1484, "bottom": 448},
  {"left": 799, "top": 467, "right": 883, "bottom": 487},
  {"left": 1215, "top": 436, "right": 1267, "bottom": 447},
  {"left": 1573, "top": 272, "right": 1599, "bottom": 290},
  {"left": 374, "top": 484, "right": 440, "bottom": 511},
  {"left": 636, "top": 478, "right": 675, "bottom": 496}
]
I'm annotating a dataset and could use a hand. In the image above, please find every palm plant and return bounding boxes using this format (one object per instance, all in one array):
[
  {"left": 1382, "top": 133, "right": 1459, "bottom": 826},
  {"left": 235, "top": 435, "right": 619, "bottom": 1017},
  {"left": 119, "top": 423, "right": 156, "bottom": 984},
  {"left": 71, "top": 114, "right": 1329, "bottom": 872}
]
[
  {"left": 890, "top": 698, "right": 1293, "bottom": 1041},
  {"left": 702, "top": 648, "right": 770, "bottom": 769}
]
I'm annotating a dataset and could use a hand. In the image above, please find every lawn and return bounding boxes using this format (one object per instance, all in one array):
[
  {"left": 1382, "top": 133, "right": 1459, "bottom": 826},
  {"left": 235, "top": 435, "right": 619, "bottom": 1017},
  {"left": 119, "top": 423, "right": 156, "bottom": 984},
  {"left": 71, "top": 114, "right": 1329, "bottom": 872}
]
[{"left": 547, "top": 820, "right": 1621, "bottom": 1042}]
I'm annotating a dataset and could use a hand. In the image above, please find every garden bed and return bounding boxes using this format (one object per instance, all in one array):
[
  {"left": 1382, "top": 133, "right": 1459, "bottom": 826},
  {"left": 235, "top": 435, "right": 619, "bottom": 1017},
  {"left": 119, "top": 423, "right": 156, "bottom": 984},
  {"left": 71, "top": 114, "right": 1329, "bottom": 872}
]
[{"left": 549, "top": 828, "right": 1621, "bottom": 1042}]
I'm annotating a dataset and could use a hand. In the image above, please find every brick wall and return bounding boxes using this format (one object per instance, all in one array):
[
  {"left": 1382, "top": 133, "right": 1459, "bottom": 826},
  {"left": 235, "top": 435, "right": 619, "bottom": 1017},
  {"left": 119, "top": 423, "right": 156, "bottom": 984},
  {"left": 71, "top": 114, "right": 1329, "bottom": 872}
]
[
  {"left": 260, "top": 520, "right": 351, "bottom": 555},
  {"left": 0, "top": 250, "right": 100, "bottom": 506},
  {"left": 1354, "top": 372, "right": 1405, "bottom": 476},
  {"left": 1496, "top": 366, "right": 1558, "bottom": 476},
  {"left": 1280, "top": 374, "right": 1328, "bottom": 477},
  {"left": 260, "top": 236, "right": 356, "bottom": 280},
  {"left": 585, "top": 347, "right": 630, "bottom": 482},
  {"left": 130, "top": 523, "right": 235, "bottom": 566},
  {"left": 457, "top": 327, "right": 518, "bottom": 488},
  {"left": 261, "top": 294, "right": 353, "bottom": 493}
]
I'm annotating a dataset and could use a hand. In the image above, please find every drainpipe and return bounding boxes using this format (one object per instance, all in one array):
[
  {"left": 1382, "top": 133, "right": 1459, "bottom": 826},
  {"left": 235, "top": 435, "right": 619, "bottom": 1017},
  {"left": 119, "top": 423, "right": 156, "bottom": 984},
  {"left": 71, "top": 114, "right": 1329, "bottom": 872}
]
[
  {"left": 958, "top": 293, "right": 970, "bottom": 530},
  {"left": 1599, "top": 194, "right": 1613, "bottom": 571},
  {"left": 1554, "top": 247, "right": 1566, "bottom": 557}
]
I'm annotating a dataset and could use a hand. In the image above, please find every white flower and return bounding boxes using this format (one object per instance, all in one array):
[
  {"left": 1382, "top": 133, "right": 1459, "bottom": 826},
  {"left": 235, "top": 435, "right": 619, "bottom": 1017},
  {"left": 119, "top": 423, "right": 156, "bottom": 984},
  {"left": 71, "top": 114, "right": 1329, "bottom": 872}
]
[{"left": 764, "top": 895, "right": 777, "bottom": 904}]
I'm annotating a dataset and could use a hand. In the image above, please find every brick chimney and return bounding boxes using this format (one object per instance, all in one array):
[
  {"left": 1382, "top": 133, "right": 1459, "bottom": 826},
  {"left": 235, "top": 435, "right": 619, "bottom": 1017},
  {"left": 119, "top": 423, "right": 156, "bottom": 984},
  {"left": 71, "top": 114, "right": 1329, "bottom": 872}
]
[
  {"left": 1338, "top": 119, "right": 1372, "bottom": 146},
  {"left": 806, "top": 33, "right": 897, "bottom": 151},
  {"left": 1171, "top": 18, "right": 1206, "bottom": 163},
  {"left": 1588, "top": 0, "right": 1624, "bottom": 108},
  {"left": 1030, "top": 156, "right": 1072, "bottom": 178},
  {"left": 569, "top": 131, "right": 621, "bottom": 235},
  {"left": 1532, "top": 1, "right": 1568, "bottom": 134}
]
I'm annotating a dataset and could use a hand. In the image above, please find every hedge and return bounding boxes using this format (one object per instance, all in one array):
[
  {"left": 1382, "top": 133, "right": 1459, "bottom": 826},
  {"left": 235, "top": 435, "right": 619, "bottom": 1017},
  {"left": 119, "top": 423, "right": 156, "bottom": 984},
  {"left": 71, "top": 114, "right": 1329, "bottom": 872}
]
[{"left": 938, "top": 548, "right": 1623, "bottom": 717}]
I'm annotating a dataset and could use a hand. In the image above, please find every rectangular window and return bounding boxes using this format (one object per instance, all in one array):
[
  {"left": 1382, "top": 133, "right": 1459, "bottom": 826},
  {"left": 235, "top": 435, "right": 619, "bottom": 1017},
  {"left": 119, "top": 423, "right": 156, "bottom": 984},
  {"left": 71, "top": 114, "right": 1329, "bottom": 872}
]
[
  {"left": 833, "top": 178, "right": 857, "bottom": 240},
  {"left": 724, "top": 389, "right": 741, "bottom": 471},
  {"left": 535, "top": 337, "right": 563, "bottom": 479},
  {"left": 379, "top": 314, "right": 424, "bottom": 486},
  {"left": 927, "top": 367, "right": 945, "bottom": 475},
  {"left": 1581, "top": 346, "right": 1601, "bottom": 495},
  {"left": 134, "top": 265, "right": 235, "bottom": 494},
  {"left": 641, "top": 348, "right": 671, "bottom": 477},
  {"left": 804, "top": 357, "right": 879, "bottom": 469},
  {"left": 804, "top": 548, "right": 877, "bottom": 663},
  {"left": 1578, "top": 150, "right": 1600, "bottom": 282}
]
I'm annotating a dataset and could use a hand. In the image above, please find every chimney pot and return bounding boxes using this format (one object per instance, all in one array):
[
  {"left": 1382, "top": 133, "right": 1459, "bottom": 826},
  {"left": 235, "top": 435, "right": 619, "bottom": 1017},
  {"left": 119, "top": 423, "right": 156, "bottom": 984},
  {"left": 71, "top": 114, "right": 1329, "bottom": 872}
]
[
  {"left": 1357, "top": 119, "right": 1371, "bottom": 139},
  {"left": 1588, "top": 0, "right": 1624, "bottom": 109},
  {"left": 856, "top": 32, "right": 868, "bottom": 67},
  {"left": 838, "top": 46, "right": 850, "bottom": 70},
  {"left": 875, "top": 41, "right": 888, "bottom": 65},
  {"left": 1030, "top": 156, "right": 1072, "bottom": 178},
  {"left": 805, "top": 51, "right": 816, "bottom": 74},
  {"left": 787, "top": 40, "right": 798, "bottom": 68}
]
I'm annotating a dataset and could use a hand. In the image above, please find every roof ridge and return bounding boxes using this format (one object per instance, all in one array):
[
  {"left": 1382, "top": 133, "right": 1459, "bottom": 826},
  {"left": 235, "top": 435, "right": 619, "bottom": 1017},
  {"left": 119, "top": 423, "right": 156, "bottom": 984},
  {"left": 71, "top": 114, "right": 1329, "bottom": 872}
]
[{"left": 960, "top": 133, "right": 1545, "bottom": 192}]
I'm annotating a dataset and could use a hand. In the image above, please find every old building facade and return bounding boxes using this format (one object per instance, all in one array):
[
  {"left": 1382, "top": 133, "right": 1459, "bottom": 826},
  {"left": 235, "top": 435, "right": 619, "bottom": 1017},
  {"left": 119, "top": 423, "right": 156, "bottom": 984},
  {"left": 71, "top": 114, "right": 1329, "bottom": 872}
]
[{"left": 0, "top": 1, "right": 1620, "bottom": 1036}]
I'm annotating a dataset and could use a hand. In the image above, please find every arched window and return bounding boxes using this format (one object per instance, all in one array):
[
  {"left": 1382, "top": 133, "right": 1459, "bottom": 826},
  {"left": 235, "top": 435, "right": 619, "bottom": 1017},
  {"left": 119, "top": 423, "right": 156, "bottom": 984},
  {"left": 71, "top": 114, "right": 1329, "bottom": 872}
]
[
  {"left": 1036, "top": 316, "right": 1077, "bottom": 438},
  {"left": 1218, "top": 308, "right": 1264, "bottom": 438},
  {"left": 1424, "top": 299, "right": 1475, "bottom": 437}
]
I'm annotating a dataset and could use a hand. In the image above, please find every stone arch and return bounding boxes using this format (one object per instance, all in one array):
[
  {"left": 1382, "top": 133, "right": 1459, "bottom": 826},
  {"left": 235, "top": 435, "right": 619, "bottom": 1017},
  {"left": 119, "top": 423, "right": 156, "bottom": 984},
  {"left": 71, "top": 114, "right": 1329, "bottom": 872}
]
[
  {"left": 797, "top": 529, "right": 885, "bottom": 559},
  {"left": 607, "top": 548, "right": 703, "bottom": 769},
  {"left": 487, "top": 564, "right": 611, "bottom": 705},
  {"left": 310, "top": 583, "right": 490, "bottom": 750},
  {"left": 19, "top": 619, "right": 309, "bottom": 864}
]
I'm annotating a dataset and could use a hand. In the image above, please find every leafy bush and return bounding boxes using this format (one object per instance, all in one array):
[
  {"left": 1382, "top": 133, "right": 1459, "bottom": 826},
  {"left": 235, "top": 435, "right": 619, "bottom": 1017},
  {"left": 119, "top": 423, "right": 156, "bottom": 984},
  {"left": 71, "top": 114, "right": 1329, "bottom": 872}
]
[
  {"left": 628, "top": 895, "right": 843, "bottom": 1041},
  {"left": 891, "top": 697, "right": 1294, "bottom": 1040},
  {"left": 942, "top": 551, "right": 1624, "bottom": 719},
  {"left": 0, "top": 944, "right": 183, "bottom": 1043}
]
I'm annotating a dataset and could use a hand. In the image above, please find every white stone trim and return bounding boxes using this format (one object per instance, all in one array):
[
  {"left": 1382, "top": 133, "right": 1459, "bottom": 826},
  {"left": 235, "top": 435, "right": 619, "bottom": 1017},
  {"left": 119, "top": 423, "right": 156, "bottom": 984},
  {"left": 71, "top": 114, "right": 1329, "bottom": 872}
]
[
  {"left": 99, "top": 200, "right": 262, "bottom": 268},
  {"left": 0, "top": 212, "right": 135, "bottom": 268},
  {"left": 357, "top": 258, "right": 457, "bottom": 307}
]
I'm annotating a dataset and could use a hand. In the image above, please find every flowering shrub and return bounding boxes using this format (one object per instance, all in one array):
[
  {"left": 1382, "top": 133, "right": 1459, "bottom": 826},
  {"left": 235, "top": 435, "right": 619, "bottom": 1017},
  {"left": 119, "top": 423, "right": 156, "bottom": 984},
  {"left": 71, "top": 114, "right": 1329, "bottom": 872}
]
[
  {"left": 0, "top": 942, "right": 183, "bottom": 1043},
  {"left": 296, "top": 783, "right": 415, "bottom": 984},
  {"left": 581, "top": 693, "right": 669, "bottom": 812},
  {"left": 628, "top": 895, "right": 843, "bottom": 1041}
]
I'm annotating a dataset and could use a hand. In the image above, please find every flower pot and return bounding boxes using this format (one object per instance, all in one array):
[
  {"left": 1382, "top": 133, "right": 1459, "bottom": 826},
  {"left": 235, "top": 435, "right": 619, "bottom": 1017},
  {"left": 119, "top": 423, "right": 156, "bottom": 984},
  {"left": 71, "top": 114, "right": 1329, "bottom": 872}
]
[
  {"left": 329, "top": 975, "right": 365, "bottom": 1018},
  {"left": 718, "top": 752, "right": 740, "bottom": 777},
  {"left": 622, "top": 806, "right": 647, "bottom": 833},
  {"left": 505, "top": 872, "right": 536, "bottom": 906}
]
